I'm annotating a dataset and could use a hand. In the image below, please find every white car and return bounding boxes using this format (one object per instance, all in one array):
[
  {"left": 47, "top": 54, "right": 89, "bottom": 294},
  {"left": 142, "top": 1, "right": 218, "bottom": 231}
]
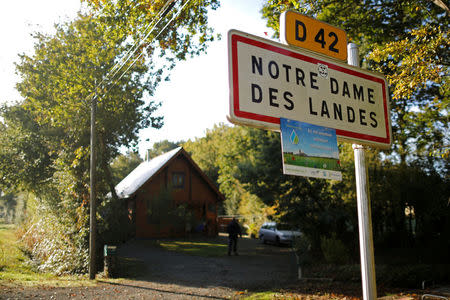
[{"left": 258, "top": 222, "right": 302, "bottom": 246}]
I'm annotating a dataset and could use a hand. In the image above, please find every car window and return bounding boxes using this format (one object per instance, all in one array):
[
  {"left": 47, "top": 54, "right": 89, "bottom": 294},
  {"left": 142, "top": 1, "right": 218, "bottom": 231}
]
[{"left": 276, "top": 223, "right": 293, "bottom": 230}]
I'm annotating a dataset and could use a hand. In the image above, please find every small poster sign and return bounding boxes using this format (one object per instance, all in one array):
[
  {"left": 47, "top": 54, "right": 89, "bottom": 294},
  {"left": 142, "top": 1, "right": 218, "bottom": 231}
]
[{"left": 280, "top": 118, "right": 342, "bottom": 180}]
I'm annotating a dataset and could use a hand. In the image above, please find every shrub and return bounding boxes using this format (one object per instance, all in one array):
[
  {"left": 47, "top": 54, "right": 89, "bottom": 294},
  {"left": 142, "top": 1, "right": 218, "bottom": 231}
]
[
  {"left": 293, "top": 234, "right": 313, "bottom": 265},
  {"left": 321, "top": 234, "right": 350, "bottom": 265}
]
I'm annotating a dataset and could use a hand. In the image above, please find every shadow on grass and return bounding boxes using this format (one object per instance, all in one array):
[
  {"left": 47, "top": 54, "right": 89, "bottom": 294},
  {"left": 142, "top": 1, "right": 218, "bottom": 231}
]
[
  {"left": 97, "top": 280, "right": 229, "bottom": 299},
  {"left": 114, "top": 257, "right": 147, "bottom": 279}
]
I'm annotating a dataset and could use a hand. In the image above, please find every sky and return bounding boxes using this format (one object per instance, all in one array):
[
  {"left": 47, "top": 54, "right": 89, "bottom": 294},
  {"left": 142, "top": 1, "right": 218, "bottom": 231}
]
[{"left": 0, "top": 0, "right": 274, "bottom": 157}]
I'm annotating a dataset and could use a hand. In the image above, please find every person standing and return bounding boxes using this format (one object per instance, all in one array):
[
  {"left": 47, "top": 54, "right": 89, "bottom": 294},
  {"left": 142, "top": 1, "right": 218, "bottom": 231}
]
[{"left": 226, "top": 218, "right": 242, "bottom": 256}]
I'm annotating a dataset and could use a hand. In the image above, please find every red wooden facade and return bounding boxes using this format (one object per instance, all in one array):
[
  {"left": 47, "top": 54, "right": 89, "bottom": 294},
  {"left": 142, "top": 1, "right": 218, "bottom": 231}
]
[{"left": 122, "top": 148, "right": 224, "bottom": 238}]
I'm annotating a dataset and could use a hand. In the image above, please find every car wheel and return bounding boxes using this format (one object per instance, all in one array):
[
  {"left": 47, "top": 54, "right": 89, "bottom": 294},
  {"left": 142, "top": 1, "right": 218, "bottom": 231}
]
[{"left": 260, "top": 235, "right": 266, "bottom": 244}]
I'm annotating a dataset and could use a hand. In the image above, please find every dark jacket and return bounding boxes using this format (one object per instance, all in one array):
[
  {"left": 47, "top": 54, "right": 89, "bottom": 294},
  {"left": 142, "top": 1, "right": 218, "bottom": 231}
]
[{"left": 226, "top": 219, "right": 241, "bottom": 238}]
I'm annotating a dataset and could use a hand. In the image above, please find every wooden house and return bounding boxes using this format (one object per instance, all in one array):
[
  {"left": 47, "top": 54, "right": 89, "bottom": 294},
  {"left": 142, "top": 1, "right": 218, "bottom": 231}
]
[{"left": 115, "top": 147, "right": 224, "bottom": 238}]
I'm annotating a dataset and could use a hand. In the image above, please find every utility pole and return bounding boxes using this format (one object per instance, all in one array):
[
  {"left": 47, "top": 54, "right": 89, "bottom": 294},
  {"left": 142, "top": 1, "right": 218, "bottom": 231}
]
[
  {"left": 348, "top": 43, "right": 377, "bottom": 300},
  {"left": 89, "top": 90, "right": 97, "bottom": 280}
]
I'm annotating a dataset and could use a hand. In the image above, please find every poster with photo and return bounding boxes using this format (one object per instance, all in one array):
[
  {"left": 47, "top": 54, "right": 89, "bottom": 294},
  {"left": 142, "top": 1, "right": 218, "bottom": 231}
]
[{"left": 280, "top": 118, "right": 342, "bottom": 181}]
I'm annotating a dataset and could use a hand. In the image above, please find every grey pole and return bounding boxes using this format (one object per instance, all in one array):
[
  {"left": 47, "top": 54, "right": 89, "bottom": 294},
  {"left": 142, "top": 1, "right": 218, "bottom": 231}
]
[
  {"left": 347, "top": 43, "right": 377, "bottom": 300},
  {"left": 89, "top": 92, "right": 97, "bottom": 280}
]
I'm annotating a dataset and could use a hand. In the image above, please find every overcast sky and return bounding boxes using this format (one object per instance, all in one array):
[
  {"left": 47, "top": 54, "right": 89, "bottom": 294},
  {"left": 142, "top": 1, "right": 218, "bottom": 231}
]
[{"left": 0, "top": 0, "right": 274, "bottom": 157}]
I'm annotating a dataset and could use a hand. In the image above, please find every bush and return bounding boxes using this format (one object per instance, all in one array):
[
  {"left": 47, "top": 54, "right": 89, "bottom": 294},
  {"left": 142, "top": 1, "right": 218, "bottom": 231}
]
[
  {"left": 321, "top": 234, "right": 350, "bottom": 265},
  {"left": 377, "top": 264, "right": 450, "bottom": 288},
  {"left": 293, "top": 234, "right": 313, "bottom": 265},
  {"left": 246, "top": 223, "right": 260, "bottom": 238}
]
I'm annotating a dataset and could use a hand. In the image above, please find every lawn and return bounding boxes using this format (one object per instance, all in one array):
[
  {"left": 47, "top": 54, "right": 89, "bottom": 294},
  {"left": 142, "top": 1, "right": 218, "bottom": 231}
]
[{"left": 156, "top": 239, "right": 228, "bottom": 257}]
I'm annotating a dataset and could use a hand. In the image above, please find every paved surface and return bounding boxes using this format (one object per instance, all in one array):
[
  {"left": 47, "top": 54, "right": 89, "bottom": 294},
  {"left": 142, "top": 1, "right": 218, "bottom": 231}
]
[
  {"left": 117, "top": 235, "right": 297, "bottom": 290},
  {"left": 0, "top": 235, "right": 298, "bottom": 299}
]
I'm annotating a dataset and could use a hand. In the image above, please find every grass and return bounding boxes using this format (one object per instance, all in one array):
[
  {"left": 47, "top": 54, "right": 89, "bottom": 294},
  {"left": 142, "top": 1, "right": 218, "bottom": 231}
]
[
  {"left": 0, "top": 223, "right": 96, "bottom": 287},
  {"left": 156, "top": 239, "right": 228, "bottom": 257},
  {"left": 284, "top": 154, "right": 340, "bottom": 170}
]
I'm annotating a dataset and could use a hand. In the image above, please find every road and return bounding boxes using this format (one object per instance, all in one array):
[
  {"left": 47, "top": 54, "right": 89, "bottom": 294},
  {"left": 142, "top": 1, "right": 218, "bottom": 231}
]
[{"left": 0, "top": 235, "right": 298, "bottom": 299}]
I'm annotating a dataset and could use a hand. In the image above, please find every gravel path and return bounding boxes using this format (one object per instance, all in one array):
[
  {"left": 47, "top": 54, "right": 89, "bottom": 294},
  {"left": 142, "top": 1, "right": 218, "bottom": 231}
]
[{"left": 1, "top": 235, "right": 297, "bottom": 299}]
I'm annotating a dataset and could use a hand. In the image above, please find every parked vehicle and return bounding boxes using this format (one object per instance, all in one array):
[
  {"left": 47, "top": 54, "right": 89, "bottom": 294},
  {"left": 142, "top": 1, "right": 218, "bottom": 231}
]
[{"left": 258, "top": 222, "right": 301, "bottom": 246}]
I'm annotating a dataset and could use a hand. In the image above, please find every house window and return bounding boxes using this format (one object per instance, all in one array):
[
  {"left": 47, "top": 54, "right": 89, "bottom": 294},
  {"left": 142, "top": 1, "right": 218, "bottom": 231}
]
[{"left": 172, "top": 172, "right": 185, "bottom": 189}]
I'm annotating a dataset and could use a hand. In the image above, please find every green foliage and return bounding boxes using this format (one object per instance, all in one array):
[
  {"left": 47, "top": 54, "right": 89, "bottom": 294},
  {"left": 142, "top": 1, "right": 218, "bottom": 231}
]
[
  {"left": 320, "top": 234, "right": 350, "bottom": 265},
  {"left": 0, "top": 224, "right": 97, "bottom": 286},
  {"left": 377, "top": 264, "right": 450, "bottom": 288},
  {"left": 145, "top": 140, "right": 183, "bottom": 160},
  {"left": 98, "top": 195, "right": 132, "bottom": 245},
  {"left": 83, "top": 0, "right": 220, "bottom": 84},
  {"left": 184, "top": 123, "right": 449, "bottom": 266},
  {"left": 261, "top": 0, "right": 449, "bottom": 164},
  {"left": 183, "top": 124, "right": 273, "bottom": 220},
  {"left": 258, "top": 0, "right": 449, "bottom": 268},
  {"left": 18, "top": 173, "right": 90, "bottom": 275},
  {"left": 293, "top": 234, "right": 313, "bottom": 265},
  {"left": 0, "top": 14, "right": 164, "bottom": 274},
  {"left": 0, "top": 191, "right": 17, "bottom": 223},
  {"left": 1, "top": 0, "right": 219, "bottom": 277},
  {"left": 110, "top": 151, "right": 143, "bottom": 185}
]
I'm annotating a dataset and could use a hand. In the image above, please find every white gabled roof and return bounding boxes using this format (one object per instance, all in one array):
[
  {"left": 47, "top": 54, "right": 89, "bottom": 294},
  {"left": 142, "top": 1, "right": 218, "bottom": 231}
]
[{"left": 114, "top": 147, "right": 182, "bottom": 198}]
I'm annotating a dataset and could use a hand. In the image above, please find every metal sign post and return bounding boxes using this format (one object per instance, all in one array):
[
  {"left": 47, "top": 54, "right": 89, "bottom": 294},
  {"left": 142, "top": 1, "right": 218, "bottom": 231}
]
[
  {"left": 348, "top": 43, "right": 377, "bottom": 300},
  {"left": 228, "top": 27, "right": 386, "bottom": 300}
]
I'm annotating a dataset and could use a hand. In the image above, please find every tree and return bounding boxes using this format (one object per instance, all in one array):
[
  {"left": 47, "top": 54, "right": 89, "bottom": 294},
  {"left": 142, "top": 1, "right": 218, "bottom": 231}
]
[
  {"left": 183, "top": 124, "right": 273, "bottom": 225},
  {"left": 0, "top": 190, "right": 17, "bottom": 223},
  {"left": 260, "top": 1, "right": 449, "bottom": 260},
  {"left": 2, "top": 0, "right": 220, "bottom": 275},
  {"left": 261, "top": 0, "right": 449, "bottom": 164},
  {"left": 145, "top": 140, "right": 183, "bottom": 160},
  {"left": 110, "top": 151, "right": 143, "bottom": 185},
  {"left": 1, "top": 14, "right": 163, "bottom": 274},
  {"left": 83, "top": 0, "right": 220, "bottom": 84}
]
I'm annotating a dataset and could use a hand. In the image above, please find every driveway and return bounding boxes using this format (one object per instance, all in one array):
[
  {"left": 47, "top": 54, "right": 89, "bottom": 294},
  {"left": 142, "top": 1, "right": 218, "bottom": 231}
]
[
  {"left": 0, "top": 235, "right": 298, "bottom": 299},
  {"left": 117, "top": 234, "right": 298, "bottom": 290}
]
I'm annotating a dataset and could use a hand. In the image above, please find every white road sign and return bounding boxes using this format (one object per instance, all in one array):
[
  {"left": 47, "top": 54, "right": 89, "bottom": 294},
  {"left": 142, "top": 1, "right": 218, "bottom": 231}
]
[{"left": 228, "top": 30, "right": 392, "bottom": 148}]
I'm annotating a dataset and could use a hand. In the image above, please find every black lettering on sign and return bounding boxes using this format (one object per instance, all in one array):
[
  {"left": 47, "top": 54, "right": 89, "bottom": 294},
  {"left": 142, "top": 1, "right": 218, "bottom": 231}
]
[
  {"left": 284, "top": 91, "right": 294, "bottom": 110},
  {"left": 359, "top": 109, "right": 367, "bottom": 126},
  {"left": 333, "top": 103, "right": 342, "bottom": 120},
  {"left": 370, "top": 112, "right": 378, "bottom": 128},
  {"left": 296, "top": 68, "right": 306, "bottom": 86},
  {"left": 342, "top": 81, "right": 350, "bottom": 98},
  {"left": 310, "top": 72, "right": 319, "bottom": 90},
  {"left": 282, "top": 64, "right": 291, "bottom": 82},
  {"left": 252, "top": 56, "right": 263, "bottom": 75},
  {"left": 251, "top": 84, "right": 262, "bottom": 103},
  {"left": 330, "top": 77, "right": 339, "bottom": 94},
  {"left": 321, "top": 100, "right": 330, "bottom": 118},
  {"left": 353, "top": 84, "right": 364, "bottom": 101},
  {"left": 269, "top": 88, "right": 279, "bottom": 107},
  {"left": 314, "top": 28, "right": 326, "bottom": 48},
  {"left": 328, "top": 31, "right": 339, "bottom": 53},
  {"left": 309, "top": 97, "right": 318, "bottom": 115},
  {"left": 268, "top": 61, "right": 279, "bottom": 79},
  {"left": 368, "top": 88, "right": 375, "bottom": 104},
  {"left": 347, "top": 106, "right": 355, "bottom": 123},
  {"left": 295, "top": 20, "right": 307, "bottom": 42}
]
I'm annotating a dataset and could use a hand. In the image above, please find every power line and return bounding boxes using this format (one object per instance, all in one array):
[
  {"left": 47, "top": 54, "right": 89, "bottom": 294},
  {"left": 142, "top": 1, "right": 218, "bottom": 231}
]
[
  {"left": 106, "top": 0, "right": 178, "bottom": 83},
  {"left": 108, "top": 0, "right": 192, "bottom": 91},
  {"left": 86, "top": 0, "right": 180, "bottom": 102}
]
